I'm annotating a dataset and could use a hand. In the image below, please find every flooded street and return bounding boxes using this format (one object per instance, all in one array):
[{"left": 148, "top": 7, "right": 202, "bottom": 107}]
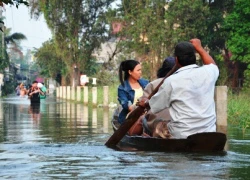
[{"left": 0, "top": 95, "right": 250, "bottom": 179}]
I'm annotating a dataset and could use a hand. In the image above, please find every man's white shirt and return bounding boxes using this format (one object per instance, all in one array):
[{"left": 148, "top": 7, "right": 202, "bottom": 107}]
[{"left": 149, "top": 64, "right": 219, "bottom": 138}]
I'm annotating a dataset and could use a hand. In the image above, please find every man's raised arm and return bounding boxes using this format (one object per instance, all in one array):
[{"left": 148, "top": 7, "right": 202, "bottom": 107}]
[{"left": 190, "top": 38, "right": 216, "bottom": 65}]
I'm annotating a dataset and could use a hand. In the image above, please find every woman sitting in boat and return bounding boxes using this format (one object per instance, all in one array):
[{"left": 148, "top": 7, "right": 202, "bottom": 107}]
[
  {"left": 115, "top": 60, "right": 149, "bottom": 126},
  {"left": 140, "top": 56, "right": 175, "bottom": 138}
]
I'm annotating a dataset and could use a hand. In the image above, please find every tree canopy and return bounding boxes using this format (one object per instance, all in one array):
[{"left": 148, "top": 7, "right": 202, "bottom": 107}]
[
  {"left": 223, "top": 0, "right": 250, "bottom": 88},
  {"left": 0, "top": 0, "right": 29, "bottom": 8},
  {"left": 29, "top": 0, "right": 250, "bottom": 89},
  {"left": 30, "top": 0, "right": 115, "bottom": 85}
]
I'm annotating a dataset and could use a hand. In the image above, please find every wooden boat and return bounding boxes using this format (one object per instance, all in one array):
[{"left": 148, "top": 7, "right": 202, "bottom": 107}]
[{"left": 112, "top": 121, "right": 227, "bottom": 153}]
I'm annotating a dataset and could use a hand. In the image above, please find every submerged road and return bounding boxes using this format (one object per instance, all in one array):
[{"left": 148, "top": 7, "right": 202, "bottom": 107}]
[{"left": 0, "top": 95, "right": 250, "bottom": 179}]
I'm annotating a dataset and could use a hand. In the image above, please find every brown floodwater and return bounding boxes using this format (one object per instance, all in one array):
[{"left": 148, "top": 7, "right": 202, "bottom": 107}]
[{"left": 0, "top": 95, "right": 250, "bottom": 179}]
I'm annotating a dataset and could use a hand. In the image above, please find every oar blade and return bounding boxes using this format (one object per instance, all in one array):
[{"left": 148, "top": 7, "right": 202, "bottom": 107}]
[{"left": 105, "top": 106, "right": 145, "bottom": 147}]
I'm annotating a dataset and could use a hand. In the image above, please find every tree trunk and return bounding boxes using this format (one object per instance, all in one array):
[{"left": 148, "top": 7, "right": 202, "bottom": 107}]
[
  {"left": 232, "top": 61, "right": 239, "bottom": 89},
  {"left": 223, "top": 49, "right": 240, "bottom": 91},
  {"left": 70, "top": 64, "right": 80, "bottom": 87},
  {"left": 61, "top": 76, "right": 66, "bottom": 86}
]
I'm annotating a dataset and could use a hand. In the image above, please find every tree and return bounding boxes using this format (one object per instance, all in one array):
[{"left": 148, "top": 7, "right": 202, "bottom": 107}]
[
  {"left": 110, "top": 0, "right": 210, "bottom": 80},
  {"left": 29, "top": 0, "right": 115, "bottom": 86},
  {"left": 108, "top": 0, "right": 173, "bottom": 80},
  {"left": 0, "top": 0, "right": 29, "bottom": 8},
  {"left": 156, "top": 0, "right": 236, "bottom": 87},
  {"left": 166, "top": 0, "right": 210, "bottom": 43},
  {"left": 34, "top": 40, "right": 66, "bottom": 83},
  {"left": 0, "top": 27, "right": 27, "bottom": 96},
  {"left": 0, "top": 28, "right": 26, "bottom": 72},
  {"left": 223, "top": 0, "right": 250, "bottom": 89}
]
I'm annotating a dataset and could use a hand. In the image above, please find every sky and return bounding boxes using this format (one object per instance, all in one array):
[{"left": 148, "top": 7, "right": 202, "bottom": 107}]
[
  {"left": 3, "top": 4, "right": 52, "bottom": 53},
  {"left": 2, "top": 1, "right": 120, "bottom": 54}
]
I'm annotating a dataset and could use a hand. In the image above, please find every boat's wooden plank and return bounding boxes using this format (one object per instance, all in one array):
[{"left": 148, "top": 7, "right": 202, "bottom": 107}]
[
  {"left": 118, "top": 132, "right": 226, "bottom": 152},
  {"left": 186, "top": 132, "right": 227, "bottom": 152}
]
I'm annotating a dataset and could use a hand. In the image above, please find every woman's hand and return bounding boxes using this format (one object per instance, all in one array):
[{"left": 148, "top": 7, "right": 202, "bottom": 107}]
[
  {"left": 128, "top": 105, "right": 136, "bottom": 112},
  {"left": 136, "top": 97, "right": 149, "bottom": 109}
]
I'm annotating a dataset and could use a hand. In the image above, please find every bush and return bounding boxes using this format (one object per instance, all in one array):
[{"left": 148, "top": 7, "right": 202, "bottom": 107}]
[
  {"left": 95, "top": 68, "right": 119, "bottom": 86},
  {"left": 228, "top": 90, "right": 250, "bottom": 131},
  {"left": 1, "top": 81, "right": 15, "bottom": 96}
]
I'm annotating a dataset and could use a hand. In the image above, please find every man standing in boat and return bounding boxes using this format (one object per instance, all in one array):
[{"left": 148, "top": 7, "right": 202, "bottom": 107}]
[{"left": 139, "top": 38, "right": 219, "bottom": 139}]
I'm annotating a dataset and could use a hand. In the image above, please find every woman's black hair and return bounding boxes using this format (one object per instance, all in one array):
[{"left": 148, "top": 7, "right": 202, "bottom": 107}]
[
  {"left": 119, "top": 60, "right": 140, "bottom": 86},
  {"left": 157, "top": 56, "right": 175, "bottom": 78}
]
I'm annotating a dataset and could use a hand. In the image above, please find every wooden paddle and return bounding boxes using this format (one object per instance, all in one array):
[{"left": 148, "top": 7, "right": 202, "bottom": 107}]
[{"left": 105, "top": 66, "right": 177, "bottom": 147}]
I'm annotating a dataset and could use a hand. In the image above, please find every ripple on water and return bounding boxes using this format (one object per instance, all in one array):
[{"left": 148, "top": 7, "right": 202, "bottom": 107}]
[{"left": 1, "top": 100, "right": 250, "bottom": 179}]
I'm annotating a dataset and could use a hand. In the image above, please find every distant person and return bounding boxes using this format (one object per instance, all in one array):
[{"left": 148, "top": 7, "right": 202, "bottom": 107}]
[
  {"left": 19, "top": 83, "right": 27, "bottom": 97},
  {"left": 37, "top": 82, "right": 47, "bottom": 99},
  {"left": 27, "top": 81, "right": 44, "bottom": 104},
  {"left": 15, "top": 84, "right": 21, "bottom": 96}
]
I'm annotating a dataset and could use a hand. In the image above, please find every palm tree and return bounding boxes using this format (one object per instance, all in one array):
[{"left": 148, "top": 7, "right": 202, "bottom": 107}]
[
  {"left": 0, "top": 26, "right": 27, "bottom": 72},
  {"left": 5, "top": 31, "right": 27, "bottom": 57}
]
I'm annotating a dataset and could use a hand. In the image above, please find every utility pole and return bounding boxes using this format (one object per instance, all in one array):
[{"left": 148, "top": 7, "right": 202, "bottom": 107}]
[
  {"left": 0, "top": 6, "right": 4, "bottom": 58},
  {"left": 0, "top": 73, "right": 3, "bottom": 96},
  {"left": 0, "top": 6, "right": 4, "bottom": 96}
]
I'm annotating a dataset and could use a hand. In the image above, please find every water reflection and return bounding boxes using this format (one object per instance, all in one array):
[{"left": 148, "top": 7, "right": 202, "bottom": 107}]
[
  {"left": 92, "top": 107, "right": 97, "bottom": 129},
  {"left": 29, "top": 104, "right": 41, "bottom": 125},
  {"left": 0, "top": 97, "right": 250, "bottom": 179},
  {"left": 83, "top": 105, "right": 88, "bottom": 124},
  {"left": 103, "top": 108, "right": 109, "bottom": 133}
]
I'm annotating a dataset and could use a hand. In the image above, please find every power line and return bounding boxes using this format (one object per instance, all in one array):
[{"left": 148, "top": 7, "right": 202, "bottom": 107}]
[{"left": 11, "top": 6, "right": 15, "bottom": 32}]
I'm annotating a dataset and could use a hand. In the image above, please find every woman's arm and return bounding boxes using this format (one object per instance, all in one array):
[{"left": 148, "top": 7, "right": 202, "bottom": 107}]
[
  {"left": 118, "top": 87, "right": 131, "bottom": 111},
  {"left": 27, "top": 89, "right": 32, "bottom": 96}
]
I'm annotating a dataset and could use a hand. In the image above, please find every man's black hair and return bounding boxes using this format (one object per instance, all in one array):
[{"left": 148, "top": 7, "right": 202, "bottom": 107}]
[{"left": 174, "top": 42, "right": 196, "bottom": 66}]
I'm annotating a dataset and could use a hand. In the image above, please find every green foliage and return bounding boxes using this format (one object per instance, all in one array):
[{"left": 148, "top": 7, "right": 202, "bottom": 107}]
[
  {"left": 95, "top": 68, "right": 118, "bottom": 86},
  {"left": 108, "top": 1, "right": 168, "bottom": 79},
  {"left": 223, "top": 0, "right": 250, "bottom": 88},
  {"left": 0, "top": 50, "right": 9, "bottom": 72},
  {"left": 108, "top": 0, "right": 223, "bottom": 79},
  {"left": 203, "top": 0, "right": 234, "bottom": 54},
  {"left": 80, "top": 57, "right": 101, "bottom": 77},
  {"left": 28, "top": 0, "right": 249, "bottom": 90},
  {"left": 215, "top": 54, "right": 229, "bottom": 86},
  {"left": 4, "top": 33, "right": 26, "bottom": 44},
  {"left": 1, "top": 78, "right": 15, "bottom": 96},
  {"left": 167, "top": 0, "right": 209, "bottom": 43},
  {"left": 97, "top": 83, "right": 119, "bottom": 104},
  {"left": 0, "top": 30, "right": 26, "bottom": 72},
  {"left": 0, "top": 0, "right": 29, "bottom": 8},
  {"left": 224, "top": 0, "right": 250, "bottom": 62},
  {"left": 228, "top": 91, "right": 250, "bottom": 130},
  {"left": 29, "top": 0, "right": 115, "bottom": 85},
  {"left": 87, "top": 83, "right": 119, "bottom": 105},
  {"left": 242, "top": 67, "right": 250, "bottom": 90},
  {"left": 34, "top": 40, "right": 65, "bottom": 78}
]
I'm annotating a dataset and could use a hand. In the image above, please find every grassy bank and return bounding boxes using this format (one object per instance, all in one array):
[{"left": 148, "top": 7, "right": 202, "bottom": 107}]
[
  {"left": 228, "top": 91, "right": 250, "bottom": 130},
  {"left": 73, "top": 85, "right": 250, "bottom": 131},
  {"left": 87, "top": 84, "right": 119, "bottom": 105},
  {"left": 97, "top": 84, "right": 119, "bottom": 105}
]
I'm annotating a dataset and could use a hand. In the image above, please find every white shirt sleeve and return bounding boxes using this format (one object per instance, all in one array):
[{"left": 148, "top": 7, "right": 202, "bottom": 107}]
[
  {"left": 149, "top": 80, "right": 172, "bottom": 114},
  {"left": 204, "top": 64, "right": 219, "bottom": 82}
]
